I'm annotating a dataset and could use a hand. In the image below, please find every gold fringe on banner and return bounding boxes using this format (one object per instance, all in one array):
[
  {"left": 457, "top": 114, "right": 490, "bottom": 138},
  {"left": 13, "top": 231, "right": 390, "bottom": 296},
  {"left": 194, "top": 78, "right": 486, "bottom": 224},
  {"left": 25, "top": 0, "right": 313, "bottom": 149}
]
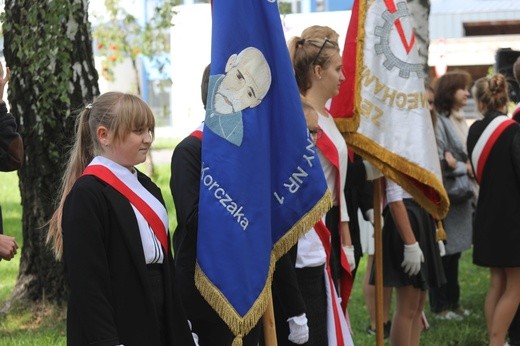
[
  {"left": 272, "top": 190, "right": 333, "bottom": 260},
  {"left": 344, "top": 132, "right": 450, "bottom": 220},
  {"left": 195, "top": 190, "right": 333, "bottom": 343}
]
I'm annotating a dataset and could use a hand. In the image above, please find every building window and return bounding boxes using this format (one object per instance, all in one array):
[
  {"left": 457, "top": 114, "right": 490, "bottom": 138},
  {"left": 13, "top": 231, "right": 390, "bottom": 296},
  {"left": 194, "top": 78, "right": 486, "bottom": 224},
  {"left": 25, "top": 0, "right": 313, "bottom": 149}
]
[
  {"left": 463, "top": 20, "right": 520, "bottom": 36},
  {"left": 316, "top": 0, "right": 325, "bottom": 12}
]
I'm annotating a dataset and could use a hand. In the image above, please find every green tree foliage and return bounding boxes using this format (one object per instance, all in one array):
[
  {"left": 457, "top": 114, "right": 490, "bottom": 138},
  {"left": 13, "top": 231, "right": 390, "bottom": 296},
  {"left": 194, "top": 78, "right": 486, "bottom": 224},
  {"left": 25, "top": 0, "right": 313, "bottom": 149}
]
[
  {"left": 278, "top": 1, "right": 292, "bottom": 15},
  {"left": 93, "top": 0, "right": 177, "bottom": 93}
]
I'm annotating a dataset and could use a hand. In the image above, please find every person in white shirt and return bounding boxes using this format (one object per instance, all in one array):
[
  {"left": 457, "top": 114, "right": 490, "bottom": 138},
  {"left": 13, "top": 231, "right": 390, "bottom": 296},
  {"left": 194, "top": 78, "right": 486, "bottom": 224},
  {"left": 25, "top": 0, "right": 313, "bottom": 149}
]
[{"left": 374, "top": 179, "right": 445, "bottom": 346}]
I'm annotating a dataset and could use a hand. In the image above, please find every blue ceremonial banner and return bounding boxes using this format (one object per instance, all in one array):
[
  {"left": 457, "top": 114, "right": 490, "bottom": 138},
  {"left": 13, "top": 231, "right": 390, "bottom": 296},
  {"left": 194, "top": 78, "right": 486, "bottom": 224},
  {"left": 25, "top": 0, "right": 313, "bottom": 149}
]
[{"left": 196, "top": 0, "right": 332, "bottom": 342}]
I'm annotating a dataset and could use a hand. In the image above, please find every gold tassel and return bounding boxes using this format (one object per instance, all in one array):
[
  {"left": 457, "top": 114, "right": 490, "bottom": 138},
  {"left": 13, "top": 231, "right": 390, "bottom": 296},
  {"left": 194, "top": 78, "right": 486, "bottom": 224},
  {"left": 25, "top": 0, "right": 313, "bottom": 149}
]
[
  {"left": 436, "top": 220, "right": 446, "bottom": 242},
  {"left": 232, "top": 335, "right": 243, "bottom": 346}
]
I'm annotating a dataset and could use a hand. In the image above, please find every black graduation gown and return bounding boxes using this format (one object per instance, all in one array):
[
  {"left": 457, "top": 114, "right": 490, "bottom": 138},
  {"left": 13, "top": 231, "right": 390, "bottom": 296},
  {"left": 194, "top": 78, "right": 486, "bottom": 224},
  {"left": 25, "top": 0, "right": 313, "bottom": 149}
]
[{"left": 62, "top": 172, "right": 194, "bottom": 346}]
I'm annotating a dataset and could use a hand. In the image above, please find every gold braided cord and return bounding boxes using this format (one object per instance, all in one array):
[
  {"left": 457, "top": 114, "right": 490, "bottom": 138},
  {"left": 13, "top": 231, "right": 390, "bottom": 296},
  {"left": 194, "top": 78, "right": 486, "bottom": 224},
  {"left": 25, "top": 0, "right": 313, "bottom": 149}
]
[
  {"left": 195, "top": 190, "right": 333, "bottom": 346},
  {"left": 344, "top": 132, "right": 450, "bottom": 220},
  {"left": 436, "top": 220, "right": 447, "bottom": 241}
]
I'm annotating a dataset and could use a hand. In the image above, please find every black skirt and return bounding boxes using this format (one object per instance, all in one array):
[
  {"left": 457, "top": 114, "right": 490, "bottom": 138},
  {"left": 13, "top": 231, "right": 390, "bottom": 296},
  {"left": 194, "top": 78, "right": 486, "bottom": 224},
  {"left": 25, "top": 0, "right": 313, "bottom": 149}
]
[{"left": 371, "top": 199, "right": 446, "bottom": 290}]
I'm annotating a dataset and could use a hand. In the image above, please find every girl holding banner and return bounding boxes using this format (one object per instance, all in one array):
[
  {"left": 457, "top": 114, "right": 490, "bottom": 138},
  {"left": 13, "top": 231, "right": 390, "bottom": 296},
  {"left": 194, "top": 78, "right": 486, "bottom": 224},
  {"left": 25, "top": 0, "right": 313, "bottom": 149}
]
[
  {"left": 289, "top": 24, "right": 356, "bottom": 295},
  {"left": 48, "top": 92, "right": 196, "bottom": 346},
  {"left": 287, "top": 25, "right": 355, "bottom": 346},
  {"left": 467, "top": 74, "right": 520, "bottom": 346}
]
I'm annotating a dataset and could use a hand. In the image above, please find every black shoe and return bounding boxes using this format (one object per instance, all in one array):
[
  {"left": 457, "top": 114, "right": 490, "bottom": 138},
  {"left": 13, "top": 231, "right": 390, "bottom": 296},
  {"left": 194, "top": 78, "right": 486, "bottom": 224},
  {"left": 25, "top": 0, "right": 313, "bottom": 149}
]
[
  {"left": 366, "top": 321, "right": 391, "bottom": 339},
  {"left": 366, "top": 325, "right": 376, "bottom": 336},
  {"left": 383, "top": 321, "right": 391, "bottom": 339}
]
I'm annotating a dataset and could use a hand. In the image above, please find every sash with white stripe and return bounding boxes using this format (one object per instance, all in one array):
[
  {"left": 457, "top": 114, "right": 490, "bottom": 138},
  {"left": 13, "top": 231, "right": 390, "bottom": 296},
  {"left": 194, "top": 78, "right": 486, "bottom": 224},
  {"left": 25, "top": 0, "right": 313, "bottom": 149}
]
[
  {"left": 190, "top": 122, "right": 204, "bottom": 140},
  {"left": 82, "top": 157, "right": 169, "bottom": 252},
  {"left": 316, "top": 131, "right": 354, "bottom": 313},
  {"left": 314, "top": 220, "right": 354, "bottom": 346},
  {"left": 471, "top": 116, "right": 516, "bottom": 184}
]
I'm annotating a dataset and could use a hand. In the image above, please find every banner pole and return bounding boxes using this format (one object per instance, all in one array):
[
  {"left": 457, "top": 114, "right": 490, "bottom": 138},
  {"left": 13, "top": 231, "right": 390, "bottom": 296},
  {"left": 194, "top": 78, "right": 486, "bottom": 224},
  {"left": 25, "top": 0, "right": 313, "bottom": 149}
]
[
  {"left": 262, "top": 294, "right": 278, "bottom": 346},
  {"left": 373, "top": 178, "right": 384, "bottom": 346}
]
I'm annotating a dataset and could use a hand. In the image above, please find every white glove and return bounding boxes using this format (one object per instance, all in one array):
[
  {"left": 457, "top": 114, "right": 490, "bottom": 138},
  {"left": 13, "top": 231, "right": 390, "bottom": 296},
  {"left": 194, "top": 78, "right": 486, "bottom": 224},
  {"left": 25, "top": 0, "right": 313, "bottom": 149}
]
[
  {"left": 363, "top": 160, "right": 383, "bottom": 180},
  {"left": 288, "top": 314, "right": 309, "bottom": 344},
  {"left": 401, "top": 242, "right": 424, "bottom": 276},
  {"left": 342, "top": 244, "right": 356, "bottom": 271},
  {"left": 438, "top": 240, "right": 446, "bottom": 257},
  {"left": 192, "top": 332, "right": 200, "bottom": 346},
  {"left": 365, "top": 209, "right": 384, "bottom": 228},
  {"left": 365, "top": 209, "right": 375, "bottom": 224}
]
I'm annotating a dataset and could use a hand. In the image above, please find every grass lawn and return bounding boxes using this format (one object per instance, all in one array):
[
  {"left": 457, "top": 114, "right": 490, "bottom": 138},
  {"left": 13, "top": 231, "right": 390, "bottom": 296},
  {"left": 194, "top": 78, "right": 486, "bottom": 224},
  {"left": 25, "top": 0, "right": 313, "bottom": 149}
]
[{"left": 0, "top": 163, "right": 490, "bottom": 345}]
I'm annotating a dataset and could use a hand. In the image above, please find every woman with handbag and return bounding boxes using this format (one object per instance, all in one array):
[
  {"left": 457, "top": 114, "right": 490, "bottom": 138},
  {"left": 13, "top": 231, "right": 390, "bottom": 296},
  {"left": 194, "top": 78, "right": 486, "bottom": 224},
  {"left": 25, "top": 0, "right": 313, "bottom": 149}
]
[
  {"left": 467, "top": 73, "right": 520, "bottom": 346},
  {"left": 429, "top": 70, "right": 475, "bottom": 320}
]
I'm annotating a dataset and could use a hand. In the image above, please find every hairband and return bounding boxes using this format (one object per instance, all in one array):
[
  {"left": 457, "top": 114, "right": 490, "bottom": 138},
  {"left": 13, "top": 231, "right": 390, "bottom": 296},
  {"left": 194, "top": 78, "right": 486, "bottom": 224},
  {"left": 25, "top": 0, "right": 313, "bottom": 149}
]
[{"left": 85, "top": 103, "right": 93, "bottom": 109}]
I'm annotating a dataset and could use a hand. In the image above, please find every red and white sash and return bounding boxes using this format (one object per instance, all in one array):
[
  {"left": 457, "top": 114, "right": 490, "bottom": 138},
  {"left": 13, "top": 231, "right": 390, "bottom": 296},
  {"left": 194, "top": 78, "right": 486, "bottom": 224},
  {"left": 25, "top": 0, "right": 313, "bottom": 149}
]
[
  {"left": 82, "top": 157, "right": 169, "bottom": 252},
  {"left": 314, "top": 220, "right": 354, "bottom": 346},
  {"left": 512, "top": 105, "right": 520, "bottom": 122},
  {"left": 191, "top": 123, "right": 204, "bottom": 140},
  {"left": 316, "top": 132, "right": 354, "bottom": 312},
  {"left": 471, "top": 116, "right": 515, "bottom": 184}
]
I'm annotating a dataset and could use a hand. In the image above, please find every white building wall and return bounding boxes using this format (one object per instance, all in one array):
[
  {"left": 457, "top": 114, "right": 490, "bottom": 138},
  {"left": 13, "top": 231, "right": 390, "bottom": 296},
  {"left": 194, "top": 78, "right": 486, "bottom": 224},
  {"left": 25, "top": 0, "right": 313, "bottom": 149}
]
[
  {"left": 91, "top": 1, "right": 520, "bottom": 138},
  {"left": 169, "top": 4, "right": 212, "bottom": 138}
]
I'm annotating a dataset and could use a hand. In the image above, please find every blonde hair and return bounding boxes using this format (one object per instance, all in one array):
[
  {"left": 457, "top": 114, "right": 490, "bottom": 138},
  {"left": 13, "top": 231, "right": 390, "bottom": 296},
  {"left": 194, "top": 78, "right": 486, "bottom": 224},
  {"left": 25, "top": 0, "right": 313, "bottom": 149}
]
[
  {"left": 47, "top": 92, "right": 155, "bottom": 259},
  {"left": 472, "top": 73, "right": 509, "bottom": 115},
  {"left": 288, "top": 25, "right": 340, "bottom": 95},
  {"left": 301, "top": 25, "right": 340, "bottom": 43}
]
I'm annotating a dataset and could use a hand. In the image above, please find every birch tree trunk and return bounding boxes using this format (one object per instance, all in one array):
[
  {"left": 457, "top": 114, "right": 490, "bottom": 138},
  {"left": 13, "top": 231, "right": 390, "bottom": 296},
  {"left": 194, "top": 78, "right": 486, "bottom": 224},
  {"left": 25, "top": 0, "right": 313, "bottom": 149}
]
[
  {"left": 2, "top": 0, "right": 99, "bottom": 306},
  {"left": 407, "top": 0, "right": 431, "bottom": 80}
]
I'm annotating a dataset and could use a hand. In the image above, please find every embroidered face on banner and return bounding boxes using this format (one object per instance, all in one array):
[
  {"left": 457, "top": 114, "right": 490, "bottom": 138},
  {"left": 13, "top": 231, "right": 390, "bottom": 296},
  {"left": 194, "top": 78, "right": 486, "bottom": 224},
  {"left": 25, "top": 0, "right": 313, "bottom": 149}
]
[{"left": 205, "top": 47, "right": 272, "bottom": 146}]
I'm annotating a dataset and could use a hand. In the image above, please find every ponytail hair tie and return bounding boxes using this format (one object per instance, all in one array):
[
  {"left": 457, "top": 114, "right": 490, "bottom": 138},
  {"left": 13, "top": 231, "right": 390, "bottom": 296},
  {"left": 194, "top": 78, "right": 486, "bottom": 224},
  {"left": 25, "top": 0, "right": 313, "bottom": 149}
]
[
  {"left": 85, "top": 103, "right": 93, "bottom": 109},
  {"left": 297, "top": 39, "right": 305, "bottom": 45}
]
